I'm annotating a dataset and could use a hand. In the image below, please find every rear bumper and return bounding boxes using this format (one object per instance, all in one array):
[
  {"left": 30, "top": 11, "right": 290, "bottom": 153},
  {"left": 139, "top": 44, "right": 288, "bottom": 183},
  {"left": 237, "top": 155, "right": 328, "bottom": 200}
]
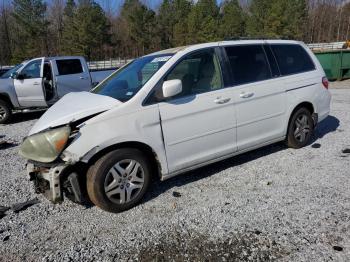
[
  {"left": 317, "top": 89, "right": 331, "bottom": 123},
  {"left": 26, "top": 163, "right": 68, "bottom": 203},
  {"left": 318, "top": 110, "right": 330, "bottom": 123}
]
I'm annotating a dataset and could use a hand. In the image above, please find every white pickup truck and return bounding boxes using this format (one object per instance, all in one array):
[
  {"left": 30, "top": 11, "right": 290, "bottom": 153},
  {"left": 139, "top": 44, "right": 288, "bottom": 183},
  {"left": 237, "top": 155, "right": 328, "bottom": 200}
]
[{"left": 0, "top": 56, "right": 115, "bottom": 123}]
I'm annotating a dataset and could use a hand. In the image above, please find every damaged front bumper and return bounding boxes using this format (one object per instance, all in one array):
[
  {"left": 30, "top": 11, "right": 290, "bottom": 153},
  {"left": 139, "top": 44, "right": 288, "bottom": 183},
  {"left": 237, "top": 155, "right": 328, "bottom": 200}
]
[
  {"left": 27, "top": 162, "right": 87, "bottom": 204},
  {"left": 27, "top": 163, "right": 67, "bottom": 203}
]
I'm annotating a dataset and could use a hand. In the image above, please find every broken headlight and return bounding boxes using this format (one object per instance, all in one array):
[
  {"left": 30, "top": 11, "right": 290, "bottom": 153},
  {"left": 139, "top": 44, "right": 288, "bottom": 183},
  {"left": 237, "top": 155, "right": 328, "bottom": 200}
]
[{"left": 19, "top": 126, "right": 71, "bottom": 163}]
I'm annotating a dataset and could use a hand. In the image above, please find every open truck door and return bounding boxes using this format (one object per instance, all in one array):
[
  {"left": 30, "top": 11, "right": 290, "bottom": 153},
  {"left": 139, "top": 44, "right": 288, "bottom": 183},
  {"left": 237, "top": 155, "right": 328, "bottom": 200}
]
[{"left": 13, "top": 57, "right": 47, "bottom": 107}]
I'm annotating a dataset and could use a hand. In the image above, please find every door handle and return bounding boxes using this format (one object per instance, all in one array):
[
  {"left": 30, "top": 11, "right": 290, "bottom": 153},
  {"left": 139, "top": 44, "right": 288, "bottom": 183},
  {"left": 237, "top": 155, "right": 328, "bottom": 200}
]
[
  {"left": 80, "top": 77, "right": 86, "bottom": 80},
  {"left": 214, "top": 97, "right": 231, "bottom": 104},
  {"left": 240, "top": 92, "right": 254, "bottom": 98},
  {"left": 33, "top": 82, "right": 40, "bottom": 85}
]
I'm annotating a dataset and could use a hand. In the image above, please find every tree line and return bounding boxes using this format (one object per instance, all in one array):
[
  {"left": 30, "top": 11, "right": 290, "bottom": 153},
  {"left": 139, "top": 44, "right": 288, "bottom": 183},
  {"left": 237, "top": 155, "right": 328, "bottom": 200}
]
[{"left": 0, "top": 0, "right": 350, "bottom": 65}]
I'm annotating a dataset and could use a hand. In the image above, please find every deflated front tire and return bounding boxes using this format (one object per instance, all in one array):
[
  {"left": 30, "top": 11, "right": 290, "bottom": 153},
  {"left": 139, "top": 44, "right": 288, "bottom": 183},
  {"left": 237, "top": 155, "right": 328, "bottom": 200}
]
[{"left": 86, "top": 148, "right": 151, "bottom": 213}]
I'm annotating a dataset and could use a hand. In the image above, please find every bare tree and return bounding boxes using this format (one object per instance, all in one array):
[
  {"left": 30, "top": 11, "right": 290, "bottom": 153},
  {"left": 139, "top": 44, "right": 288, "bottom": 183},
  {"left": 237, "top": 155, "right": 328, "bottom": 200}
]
[
  {"left": 0, "top": 1, "right": 12, "bottom": 65},
  {"left": 48, "top": 0, "right": 65, "bottom": 55}
]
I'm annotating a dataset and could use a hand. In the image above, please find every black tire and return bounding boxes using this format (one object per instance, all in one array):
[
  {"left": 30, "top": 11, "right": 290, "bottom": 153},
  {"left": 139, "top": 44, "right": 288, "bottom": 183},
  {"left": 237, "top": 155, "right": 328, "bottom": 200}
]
[
  {"left": 0, "top": 99, "right": 12, "bottom": 124},
  {"left": 286, "top": 107, "right": 314, "bottom": 149},
  {"left": 87, "top": 148, "right": 151, "bottom": 213}
]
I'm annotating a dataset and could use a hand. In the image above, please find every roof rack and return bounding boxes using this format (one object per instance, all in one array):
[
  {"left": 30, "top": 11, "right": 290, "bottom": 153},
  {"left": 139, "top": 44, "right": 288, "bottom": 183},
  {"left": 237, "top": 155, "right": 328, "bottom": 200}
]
[{"left": 224, "top": 36, "right": 291, "bottom": 41}]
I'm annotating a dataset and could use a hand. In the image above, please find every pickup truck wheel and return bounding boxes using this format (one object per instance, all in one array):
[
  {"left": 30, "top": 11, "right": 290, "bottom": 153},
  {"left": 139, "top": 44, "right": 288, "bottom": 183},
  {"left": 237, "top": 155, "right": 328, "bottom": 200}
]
[
  {"left": 0, "top": 100, "right": 12, "bottom": 124},
  {"left": 286, "top": 107, "right": 314, "bottom": 149},
  {"left": 87, "top": 148, "right": 151, "bottom": 213}
]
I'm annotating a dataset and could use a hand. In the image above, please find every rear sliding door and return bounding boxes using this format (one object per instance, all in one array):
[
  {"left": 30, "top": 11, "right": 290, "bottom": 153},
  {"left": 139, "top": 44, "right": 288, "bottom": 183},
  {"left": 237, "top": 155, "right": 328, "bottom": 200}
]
[{"left": 221, "top": 44, "right": 287, "bottom": 150}]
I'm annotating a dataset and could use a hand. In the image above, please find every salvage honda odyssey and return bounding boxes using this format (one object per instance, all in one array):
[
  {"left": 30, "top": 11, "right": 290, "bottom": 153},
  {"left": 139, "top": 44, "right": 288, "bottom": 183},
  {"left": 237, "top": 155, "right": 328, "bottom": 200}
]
[{"left": 19, "top": 40, "right": 331, "bottom": 213}]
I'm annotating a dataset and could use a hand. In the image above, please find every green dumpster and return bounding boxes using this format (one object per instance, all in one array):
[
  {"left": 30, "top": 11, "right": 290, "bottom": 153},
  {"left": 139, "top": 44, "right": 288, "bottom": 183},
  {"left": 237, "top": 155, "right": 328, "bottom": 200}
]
[{"left": 313, "top": 49, "right": 350, "bottom": 81}]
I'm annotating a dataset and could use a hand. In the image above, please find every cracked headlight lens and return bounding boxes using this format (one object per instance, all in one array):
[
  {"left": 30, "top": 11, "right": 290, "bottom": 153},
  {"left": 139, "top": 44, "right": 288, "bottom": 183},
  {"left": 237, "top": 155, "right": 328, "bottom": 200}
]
[{"left": 19, "top": 126, "right": 71, "bottom": 163}]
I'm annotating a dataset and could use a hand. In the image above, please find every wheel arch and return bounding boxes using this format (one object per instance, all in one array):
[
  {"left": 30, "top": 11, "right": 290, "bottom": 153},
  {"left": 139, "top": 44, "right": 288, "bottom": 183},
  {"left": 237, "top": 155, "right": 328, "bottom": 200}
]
[
  {"left": 85, "top": 141, "right": 162, "bottom": 179},
  {"left": 293, "top": 101, "right": 314, "bottom": 114},
  {"left": 287, "top": 101, "right": 315, "bottom": 134},
  {"left": 0, "top": 93, "right": 14, "bottom": 109}
]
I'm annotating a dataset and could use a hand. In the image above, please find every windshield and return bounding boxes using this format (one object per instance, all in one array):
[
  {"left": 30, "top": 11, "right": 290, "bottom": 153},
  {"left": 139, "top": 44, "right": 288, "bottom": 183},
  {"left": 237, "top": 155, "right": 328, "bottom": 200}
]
[
  {"left": 0, "top": 63, "right": 24, "bottom": 79},
  {"left": 91, "top": 54, "right": 173, "bottom": 102}
]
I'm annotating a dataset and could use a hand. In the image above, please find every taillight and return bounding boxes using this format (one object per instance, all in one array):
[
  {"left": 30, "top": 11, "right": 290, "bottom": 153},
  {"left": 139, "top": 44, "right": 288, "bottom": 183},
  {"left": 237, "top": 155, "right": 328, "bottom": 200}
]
[{"left": 322, "top": 77, "right": 329, "bottom": 89}]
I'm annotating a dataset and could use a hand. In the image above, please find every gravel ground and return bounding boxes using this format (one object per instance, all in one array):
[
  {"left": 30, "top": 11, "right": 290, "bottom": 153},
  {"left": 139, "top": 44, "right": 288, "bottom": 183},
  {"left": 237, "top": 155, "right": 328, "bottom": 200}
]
[{"left": 0, "top": 81, "right": 349, "bottom": 261}]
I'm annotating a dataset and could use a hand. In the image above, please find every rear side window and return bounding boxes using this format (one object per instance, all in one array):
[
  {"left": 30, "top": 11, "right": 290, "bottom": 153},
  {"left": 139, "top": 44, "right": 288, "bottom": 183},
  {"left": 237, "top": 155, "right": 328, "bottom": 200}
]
[
  {"left": 56, "top": 59, "right": 83, "bottom": 75},
  {"left": 224, "top": 45, "right": 271, "bottom": 85},
  {"left": 270, "top": 44, "right": 315, "bottom": 75}
]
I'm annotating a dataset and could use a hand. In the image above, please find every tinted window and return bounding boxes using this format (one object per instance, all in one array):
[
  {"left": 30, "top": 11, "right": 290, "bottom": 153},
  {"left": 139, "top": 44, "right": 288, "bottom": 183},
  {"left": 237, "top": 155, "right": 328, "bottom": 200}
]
[
  {"left": 152, "top": 49, "right": 223, "bottom": 101},
  {"left": 56, "top": 59, "right": 83, "bottom": 75},
  {"left": 271, "top": 44, "right": 315, "bottom": 75},
  {"left": 225, "top": 45, "right": 271, "bottom": 85},
  {"left": 20, "top": 60, "right": 41, "bottom": 79},
  {"left": 263, "top": 45, "right": 280, "bottom": 77}
]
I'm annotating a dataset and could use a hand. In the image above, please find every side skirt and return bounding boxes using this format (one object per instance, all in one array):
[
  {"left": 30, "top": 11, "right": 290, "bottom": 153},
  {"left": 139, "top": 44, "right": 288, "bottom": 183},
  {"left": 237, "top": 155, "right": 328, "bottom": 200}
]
[{"left": 160, "top": 136, "right": 286, "bottom": 181}]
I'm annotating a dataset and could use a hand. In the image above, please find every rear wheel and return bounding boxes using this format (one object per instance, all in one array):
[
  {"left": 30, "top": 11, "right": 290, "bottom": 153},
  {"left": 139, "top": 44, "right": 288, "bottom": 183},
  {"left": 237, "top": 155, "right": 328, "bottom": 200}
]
[
  {"left": 286, "top": 107, "right": 314, "bottom": 149},
  {"left": 86, "top": 148, "right": 151, "bottom": 213},
  {"left": 0, "top": 99, "right": 12, "bottom": 124}
]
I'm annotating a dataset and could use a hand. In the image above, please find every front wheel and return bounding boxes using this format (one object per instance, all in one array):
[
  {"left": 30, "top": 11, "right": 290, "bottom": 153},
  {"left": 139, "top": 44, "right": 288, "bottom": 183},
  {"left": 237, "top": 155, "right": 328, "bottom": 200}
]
[
  {"left": 86, "top": 148, "right": 151, "bottom": 213},
  {"left": 286, "top": 107, "right": 314, "bottom": 149},
  {"left": 0, "top": 99, "right": 12, "bottom": 124}
]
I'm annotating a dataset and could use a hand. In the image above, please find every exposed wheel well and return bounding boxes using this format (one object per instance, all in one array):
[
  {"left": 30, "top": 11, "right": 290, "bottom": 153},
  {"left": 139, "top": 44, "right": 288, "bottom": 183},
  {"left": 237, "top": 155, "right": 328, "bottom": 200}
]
[
  {"left": 87, "top": 142, "right": 161, "bottom": 179},
  {"left": 292, "top": 102, "right": 314, "bottom": 115},
  {"left": 287, "top": 102, "right": 315, "bottom": 133},
  {"left": 0, "top": 94, "right": 13, "bottom": 109}
]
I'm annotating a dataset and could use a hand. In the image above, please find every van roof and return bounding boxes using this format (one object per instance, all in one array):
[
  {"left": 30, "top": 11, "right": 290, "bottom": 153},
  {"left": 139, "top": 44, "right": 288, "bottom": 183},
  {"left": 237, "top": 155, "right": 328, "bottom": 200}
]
[{"left": 149, "top": 39, "right": 302, "bottom": 56}]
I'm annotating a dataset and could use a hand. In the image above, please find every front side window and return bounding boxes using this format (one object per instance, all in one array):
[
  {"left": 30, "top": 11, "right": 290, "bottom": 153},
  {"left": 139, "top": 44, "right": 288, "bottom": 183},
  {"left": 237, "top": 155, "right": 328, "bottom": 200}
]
[
  {"left": 56, "top": 59, "right": 83, "bottom": 75},
  {"left": 271, "top": 44, "right": 315, "bottom": 75},
  {"left": 225, "top": 45, "right": 271, "bottom": 85},
  {"left": 151, "top": 48, "right": 223, "bottom": 102},
  {"left": 20, "top": 60, "right": 42, "bottom": 79},
  {"left": 92, "top": 54, "right": 173, "bottom": 102}
]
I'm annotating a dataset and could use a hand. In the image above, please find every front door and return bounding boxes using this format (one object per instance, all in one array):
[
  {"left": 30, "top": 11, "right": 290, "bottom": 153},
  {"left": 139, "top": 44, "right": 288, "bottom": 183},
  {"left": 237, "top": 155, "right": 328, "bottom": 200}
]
[
  {"left": 157, "top": 48, "right": 237, "bottom": 173},
  {"left": 13, "top": 58, "right": 47, "bottom": 107}
]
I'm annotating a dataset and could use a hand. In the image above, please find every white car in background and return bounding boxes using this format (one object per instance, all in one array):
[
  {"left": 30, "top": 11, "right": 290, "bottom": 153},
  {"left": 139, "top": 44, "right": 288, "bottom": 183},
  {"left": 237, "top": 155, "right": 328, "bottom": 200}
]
[{"left": 20, "top": 40, "right": 331, "bottom": 213}]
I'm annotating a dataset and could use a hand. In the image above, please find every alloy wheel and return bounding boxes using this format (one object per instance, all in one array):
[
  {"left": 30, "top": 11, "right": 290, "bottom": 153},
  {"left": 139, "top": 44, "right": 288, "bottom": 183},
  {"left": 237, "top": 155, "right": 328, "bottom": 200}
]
[
  {"left": 0, "top": 105, "right": 6, "bottom": 120},
  {"left": 293, "top": 113, "right": 311, "bottom": 143},
  {"left": 104, "top": 159, "right": 145, "bottom": 204}
]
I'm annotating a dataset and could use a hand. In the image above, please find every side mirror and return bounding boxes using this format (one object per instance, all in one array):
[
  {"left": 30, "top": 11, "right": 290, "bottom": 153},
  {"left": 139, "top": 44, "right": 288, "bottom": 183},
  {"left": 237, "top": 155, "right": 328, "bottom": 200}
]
[
  {"left": 162, "top": 79, "right": 182, "bottom": 98},
  {"left": 13, "top": 73, "right": 24, "bottom": 80},
  {"left": 10, "top": 72, "right": 17, "bottom": 79}
]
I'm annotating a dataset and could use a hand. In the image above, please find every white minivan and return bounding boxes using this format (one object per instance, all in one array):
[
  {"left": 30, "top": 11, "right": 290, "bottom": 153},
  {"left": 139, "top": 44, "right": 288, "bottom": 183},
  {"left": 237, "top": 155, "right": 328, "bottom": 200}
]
[{"left": 20, "top": 40, "right": 331, "bottom": 213}]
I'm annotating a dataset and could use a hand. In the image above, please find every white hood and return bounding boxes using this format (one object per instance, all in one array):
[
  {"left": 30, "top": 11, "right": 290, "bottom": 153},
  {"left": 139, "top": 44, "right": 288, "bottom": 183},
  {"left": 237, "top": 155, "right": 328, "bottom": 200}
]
[{"left": 29, "top": 92, "right": 121, "bottom": 135}]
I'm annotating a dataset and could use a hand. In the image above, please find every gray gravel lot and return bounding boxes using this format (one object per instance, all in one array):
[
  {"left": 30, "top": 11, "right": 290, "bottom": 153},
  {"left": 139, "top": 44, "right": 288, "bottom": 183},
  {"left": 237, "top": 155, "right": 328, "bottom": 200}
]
[{"left": 0, "top": 82, "right": 350, "bottom": 261}]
